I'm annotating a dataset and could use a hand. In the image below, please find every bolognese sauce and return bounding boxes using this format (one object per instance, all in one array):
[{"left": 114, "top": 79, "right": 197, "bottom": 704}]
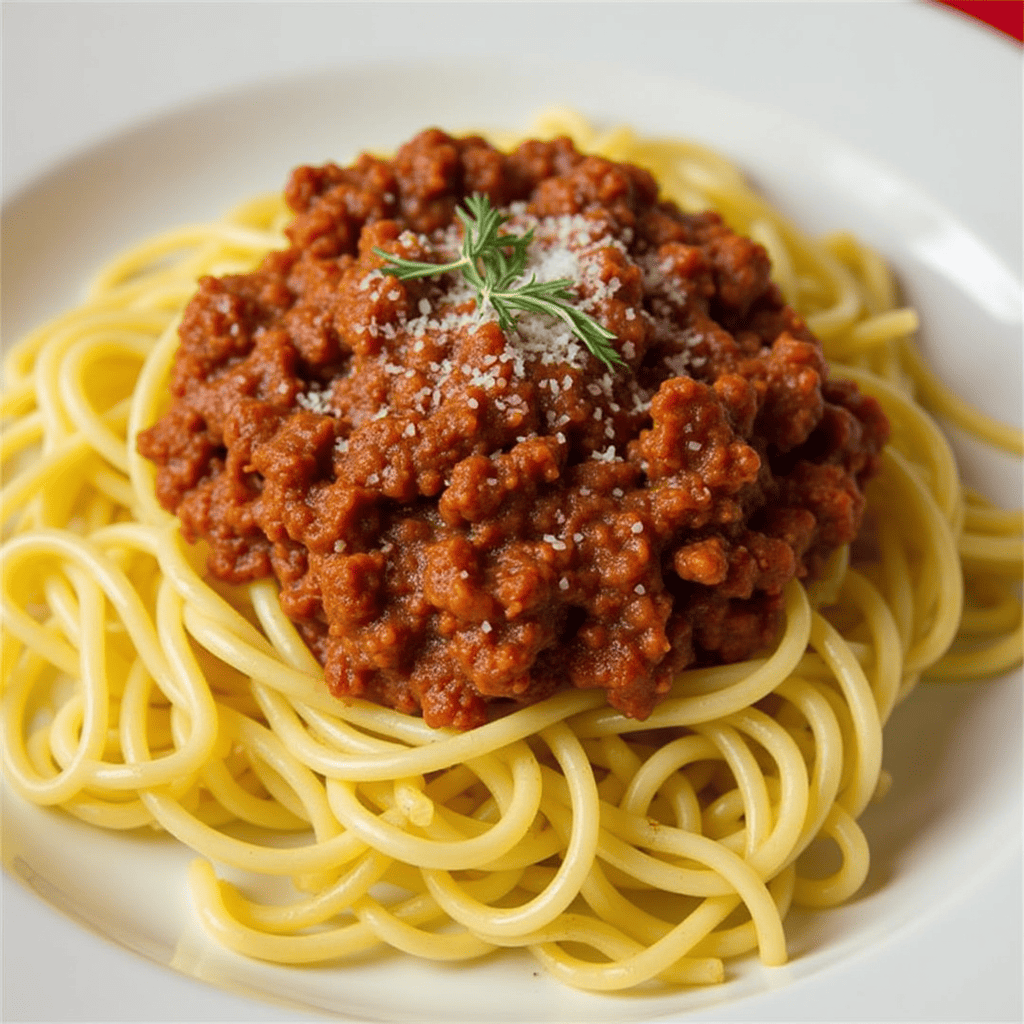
[{"left": 137, "top": 129, "right": 889, "bottom": 729}]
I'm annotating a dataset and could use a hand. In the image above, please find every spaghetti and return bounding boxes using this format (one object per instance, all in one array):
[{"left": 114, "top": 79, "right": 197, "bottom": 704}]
[{"left": 1, "top": 113, "right": 1021, "bottom": 991}]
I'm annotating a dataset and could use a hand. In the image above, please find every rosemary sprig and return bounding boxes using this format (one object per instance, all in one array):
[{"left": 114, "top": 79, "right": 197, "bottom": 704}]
[{"left": 373, "top": 194, "right": 624, "bottom": 369}]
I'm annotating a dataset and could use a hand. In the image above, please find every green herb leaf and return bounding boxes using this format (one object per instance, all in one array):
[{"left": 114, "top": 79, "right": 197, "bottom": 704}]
[{"left": 372, "top": 194, "right": 624, "bottom": 369}]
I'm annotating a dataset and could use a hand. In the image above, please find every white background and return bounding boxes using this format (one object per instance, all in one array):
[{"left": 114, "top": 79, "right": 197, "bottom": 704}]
[
  {"left": 4, "top": 0, "right": 1021, "bottom": 272},
  {"left": 2, "top": 2, "right": 1022, "bottom": 1022}
]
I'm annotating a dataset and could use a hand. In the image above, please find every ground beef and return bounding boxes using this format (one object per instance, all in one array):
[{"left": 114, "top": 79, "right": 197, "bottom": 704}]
[{"left": 137, "top": 129, "right": 889, "bottom": 730}]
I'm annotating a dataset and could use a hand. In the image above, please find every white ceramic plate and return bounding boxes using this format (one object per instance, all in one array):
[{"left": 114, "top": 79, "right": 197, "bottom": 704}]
[{"left": 3, "top": 51, "right": 1022, "bottom": 1024}]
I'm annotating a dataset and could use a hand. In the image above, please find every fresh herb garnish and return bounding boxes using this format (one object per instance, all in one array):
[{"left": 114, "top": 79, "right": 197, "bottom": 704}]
[{"left": 372, "top": 193, "right": 624, "bottom": 369}]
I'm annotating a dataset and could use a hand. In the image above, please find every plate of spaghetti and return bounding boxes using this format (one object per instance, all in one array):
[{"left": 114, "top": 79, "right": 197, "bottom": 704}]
[{"left": 2, "top": 52, "right": 1021, "bottom": 1024}]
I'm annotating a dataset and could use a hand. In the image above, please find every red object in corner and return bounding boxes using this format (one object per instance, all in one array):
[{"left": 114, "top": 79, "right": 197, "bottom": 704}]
[{"left": 929, "top": 1, "right": 1024, "bottom": 43}]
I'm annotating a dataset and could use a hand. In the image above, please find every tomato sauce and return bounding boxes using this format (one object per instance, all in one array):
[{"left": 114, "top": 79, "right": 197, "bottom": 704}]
[{"left": 138, "top": 130, "right": 888, "bottom": 728}]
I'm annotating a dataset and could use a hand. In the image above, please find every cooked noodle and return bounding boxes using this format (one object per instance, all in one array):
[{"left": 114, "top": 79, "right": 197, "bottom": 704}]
[{"left": 2, "top": 112, "right": 1020, "bottom": 991}]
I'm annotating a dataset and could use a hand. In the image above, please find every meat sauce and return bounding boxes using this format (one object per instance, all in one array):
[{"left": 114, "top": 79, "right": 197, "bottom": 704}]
[{"left": 137, "top": 130, "right": 889, "bottom": 729}]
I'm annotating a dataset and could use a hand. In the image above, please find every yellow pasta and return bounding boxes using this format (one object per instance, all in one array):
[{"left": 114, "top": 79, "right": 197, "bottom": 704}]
[{"left": 1, "top": 112, "right": 1020, "bottom": 993}]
